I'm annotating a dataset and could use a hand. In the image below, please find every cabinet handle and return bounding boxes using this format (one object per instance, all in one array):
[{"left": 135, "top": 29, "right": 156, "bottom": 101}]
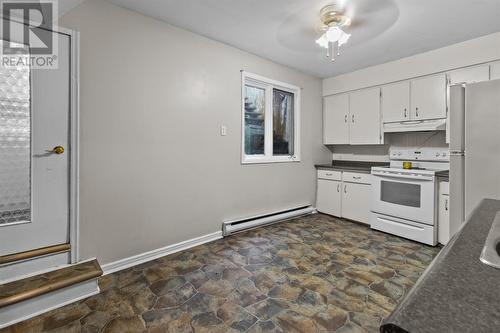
[
  {"left": 404, "top": 108, "right": 407, "bottom": 118},
  {"left": 337, "top": 184, "right": 340, "bottom": 192},
  {"left": 352, "top": 114, "right": 355, "bottom": 123},
  {"left": 445, "top": 198, "right": 448, "bottom": 211},
  {"left": 415, "top": 107, "right": 419, "bottom": 117},
  {"left": 344, "top": 184, "right": 347, "bottom": 193},
  {"left": 344, "top": 114, "right": 348, "bottom": 123}
]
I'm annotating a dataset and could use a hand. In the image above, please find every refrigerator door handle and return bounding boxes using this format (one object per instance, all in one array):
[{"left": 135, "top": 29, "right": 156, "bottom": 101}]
[{"left": 449, "top": 151, "right": 465, "bottom": 156}]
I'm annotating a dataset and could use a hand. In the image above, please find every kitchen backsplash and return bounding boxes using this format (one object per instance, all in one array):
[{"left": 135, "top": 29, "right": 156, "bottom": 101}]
[{"left": 330, "top": 131, "right": 448, "bottom": 162}]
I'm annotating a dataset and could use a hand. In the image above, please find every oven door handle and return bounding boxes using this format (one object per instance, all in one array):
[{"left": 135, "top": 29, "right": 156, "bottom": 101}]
[{"left": 371, "top": 172, "right": 434, "bottom": 182}]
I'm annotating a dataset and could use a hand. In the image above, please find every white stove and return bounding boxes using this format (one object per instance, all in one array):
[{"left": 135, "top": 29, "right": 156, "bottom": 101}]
[{"left": 370, "top": 149, "right": 449, "bottom": 245}]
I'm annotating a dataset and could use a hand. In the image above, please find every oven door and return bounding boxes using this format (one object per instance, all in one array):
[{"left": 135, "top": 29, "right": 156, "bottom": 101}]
[{"left": 371, "top": 171, "right": 436, "bottom": 225}]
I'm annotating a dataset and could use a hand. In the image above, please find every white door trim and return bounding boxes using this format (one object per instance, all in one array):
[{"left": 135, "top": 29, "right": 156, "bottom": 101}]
[{"left": 67, "top": 29, "right": 80, "bottom": 263}]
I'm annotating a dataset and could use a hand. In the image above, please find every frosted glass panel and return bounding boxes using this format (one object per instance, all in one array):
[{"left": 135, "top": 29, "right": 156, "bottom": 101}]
[{"left": 0, "top": 42, "right": 31, "bottom": 225}]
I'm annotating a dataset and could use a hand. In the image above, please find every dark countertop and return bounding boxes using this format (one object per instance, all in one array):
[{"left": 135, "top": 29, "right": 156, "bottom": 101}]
[
  {"left": 380, "top": 199, "right": 500, "bottom": 333},
  {"left": 315, "top": 160, "right": 389, "bottom": 174}
]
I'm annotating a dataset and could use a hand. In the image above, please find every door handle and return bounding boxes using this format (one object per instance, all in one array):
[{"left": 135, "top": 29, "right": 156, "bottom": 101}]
[
  {"left": 352, "top": 114, "right": 355, "bottom": 123},
  {"left": 445, "top": 198, "right": 448, "bottom": 211},
  {"left": 404, "top": 108, "right": 407, "bottom": 118},
  {"left": 415, "top": 107, "right": 419, "bottom": 117},
  {"left": 337, "top": 184, "right": 340, "bottom": 192},
  {"left": 344, "top": 114, "right": 347, "bottom": 123},
  {"left": 344, "top": 184, "right": 347, "bottom": 193},
  {"left": 47, "top": 146, "right": 65, "bottom": 154}
]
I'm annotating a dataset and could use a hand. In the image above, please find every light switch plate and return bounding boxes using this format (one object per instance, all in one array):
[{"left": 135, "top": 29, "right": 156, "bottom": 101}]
[{"left": 220, "top": 125, "right": 227, "bottom": 136}]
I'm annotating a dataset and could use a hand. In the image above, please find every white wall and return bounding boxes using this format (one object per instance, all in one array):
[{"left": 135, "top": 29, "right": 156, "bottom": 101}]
[
  {"left": 323, "top": 32, "right": 500, "bottom": 96},
  {"left": 60, "top": 0, "right": 330, "bottom": 264}
]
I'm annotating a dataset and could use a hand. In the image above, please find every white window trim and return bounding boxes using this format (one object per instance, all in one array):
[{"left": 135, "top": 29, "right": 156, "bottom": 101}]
[{"left": 241, "top": 71, "right": 301, "bottom": 164}]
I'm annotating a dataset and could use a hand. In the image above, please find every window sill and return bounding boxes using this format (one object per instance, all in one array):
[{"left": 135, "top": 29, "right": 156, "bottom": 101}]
[{"left": 242, "top": 157, "right": 301, "bottom": 165}]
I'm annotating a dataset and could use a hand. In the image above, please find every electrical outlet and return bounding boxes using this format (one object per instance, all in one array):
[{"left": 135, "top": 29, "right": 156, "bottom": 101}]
[{"left": 220, "top": 125, "right": 227, "bottom": 136}]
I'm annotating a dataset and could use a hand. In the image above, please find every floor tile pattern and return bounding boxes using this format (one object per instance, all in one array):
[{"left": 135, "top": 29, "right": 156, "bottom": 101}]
[{"left": 2, "top": 214, "right": 440, "bottom": 332}]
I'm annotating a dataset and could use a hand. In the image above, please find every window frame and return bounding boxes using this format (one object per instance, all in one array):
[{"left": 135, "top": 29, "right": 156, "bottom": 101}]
[{"left": 241, "top": 71, "right": 301, "bottom": 164}]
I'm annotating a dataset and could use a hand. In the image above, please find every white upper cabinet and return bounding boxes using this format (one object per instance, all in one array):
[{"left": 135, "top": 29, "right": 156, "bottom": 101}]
[
  {"left": 381, "top": 81, "right": 410, "bottom": 123},
  {"left": 490, "top": 62, "right": 500, "bottom": 80},
  {"left": 410, "top": 74, "right": 447, "bottom": 120},
  {"left": 349, "top": 87, "right": 382, "bottom": 145},
  {"left": 323, "top": 93, "right": 349, "bottom": 144},
  {"left": 448, "top": 65, "right": 489, "bottom": 85}
]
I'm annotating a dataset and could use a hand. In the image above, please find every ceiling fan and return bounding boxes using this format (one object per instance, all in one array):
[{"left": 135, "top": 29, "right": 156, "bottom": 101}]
[{"left": 315, "top": 4, "right": 352, "bottom": 62}]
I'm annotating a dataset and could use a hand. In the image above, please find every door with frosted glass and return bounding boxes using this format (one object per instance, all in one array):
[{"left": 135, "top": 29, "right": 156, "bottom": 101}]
[{"left": 0, "top": 28, "right": 71, "bottom": 264}]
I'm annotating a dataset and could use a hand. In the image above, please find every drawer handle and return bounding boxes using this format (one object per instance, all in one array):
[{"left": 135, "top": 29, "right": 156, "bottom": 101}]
[
  {"left": 325, "top": 173, "right": 332, "bottom": 176},
  {"left": 353, "top": 176, "right": 362, "bottom": 180}
]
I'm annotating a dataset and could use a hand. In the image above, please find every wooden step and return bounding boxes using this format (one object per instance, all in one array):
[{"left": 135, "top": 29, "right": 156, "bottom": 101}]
[{"left": 0, "top": 259, "right": 102, "bottom": 329}]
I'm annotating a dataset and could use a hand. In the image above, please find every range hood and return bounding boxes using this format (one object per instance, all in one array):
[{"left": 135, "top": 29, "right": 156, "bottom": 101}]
[{"left": 383, "top": 119, "right": 446, "bottom": 133}]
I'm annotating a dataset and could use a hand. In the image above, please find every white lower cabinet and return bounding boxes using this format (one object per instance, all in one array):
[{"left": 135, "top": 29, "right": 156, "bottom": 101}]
[
  {"left": 316, "top": 179, "right": 342, "bottom": 217},
  {"left": 342, "top": 182, "right": 371, "bottom": 224},
  {"left": 438, "top": 181, "right": 451, "bottom": 245},
  {"left": 316, "top": 170, "right": 371, "bottom": 224}
]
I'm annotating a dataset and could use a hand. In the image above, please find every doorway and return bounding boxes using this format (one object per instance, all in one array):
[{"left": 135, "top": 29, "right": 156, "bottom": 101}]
[{"left": 0, "top": 22, "right": 78, "bottom": 280}]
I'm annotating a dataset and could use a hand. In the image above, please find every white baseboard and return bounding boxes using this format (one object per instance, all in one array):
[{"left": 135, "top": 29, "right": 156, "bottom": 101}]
[
  {"left": 101, "top": 231, "right": 223, "bottom": 275},
  {"left": 0, "top": 279, "right": 99, "bottom": 329}
]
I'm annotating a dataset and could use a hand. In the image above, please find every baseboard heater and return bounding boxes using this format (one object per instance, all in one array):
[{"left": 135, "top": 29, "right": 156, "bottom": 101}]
[{"left": 222, "top": 205, "right": 316, "bottom": 236}]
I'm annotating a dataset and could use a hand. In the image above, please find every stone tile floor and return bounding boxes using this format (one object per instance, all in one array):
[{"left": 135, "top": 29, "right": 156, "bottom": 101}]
[{"left": 3, "top": 214, "right": 440, "bottom": 333}]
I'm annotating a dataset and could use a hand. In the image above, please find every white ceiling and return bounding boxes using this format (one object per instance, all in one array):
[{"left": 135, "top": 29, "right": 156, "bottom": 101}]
[{"left": 105, "top": 0, "right": 500, "bottom": 78}]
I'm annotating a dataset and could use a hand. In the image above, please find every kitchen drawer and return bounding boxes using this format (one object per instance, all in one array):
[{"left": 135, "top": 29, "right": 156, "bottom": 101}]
[
  {"left": 370, "top": 213, "right": 436, "bottom": 246},
  {"left": 342, "top": 172, "right": 371, "bottom": 185},
  {"left": 317, "top": 169, "right": 342, "bottom": 181}
]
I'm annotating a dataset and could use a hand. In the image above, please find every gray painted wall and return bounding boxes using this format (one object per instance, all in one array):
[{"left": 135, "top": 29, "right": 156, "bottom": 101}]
[{"left": 60, "top": 0, "right": 331, "bottom": 264}]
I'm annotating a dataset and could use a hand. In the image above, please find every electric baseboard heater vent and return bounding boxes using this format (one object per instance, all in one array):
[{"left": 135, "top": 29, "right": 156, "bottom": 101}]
[{"left": 222, "top": 205, "right": 316, "bottom": 236}]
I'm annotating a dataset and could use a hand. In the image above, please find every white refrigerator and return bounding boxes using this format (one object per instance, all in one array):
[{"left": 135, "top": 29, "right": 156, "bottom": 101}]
[{"left": 449, "top": 79, "right": 500, "bottom": 231}]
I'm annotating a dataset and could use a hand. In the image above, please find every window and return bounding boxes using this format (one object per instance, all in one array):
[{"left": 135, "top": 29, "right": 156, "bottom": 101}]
[{"left": 241, "top": 72, "right": 300, "bottom": 164}]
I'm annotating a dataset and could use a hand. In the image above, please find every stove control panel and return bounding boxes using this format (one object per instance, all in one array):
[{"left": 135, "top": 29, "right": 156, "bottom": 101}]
[{"left": 390, "top": 149, "right": 449, "bottom": 161}]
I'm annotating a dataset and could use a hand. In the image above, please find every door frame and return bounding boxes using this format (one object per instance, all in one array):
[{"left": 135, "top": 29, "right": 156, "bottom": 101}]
[
  {"left": 66, "top": 27, "right": 80, "bottom": 264},
  {"left": 1, "top": 14, "right": 81, "bottom": 264}
]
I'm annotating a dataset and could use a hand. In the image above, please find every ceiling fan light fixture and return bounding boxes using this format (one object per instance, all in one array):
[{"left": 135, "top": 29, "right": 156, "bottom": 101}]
[{"left": 316, "top": 4, "right": 352, "bottom": 61}]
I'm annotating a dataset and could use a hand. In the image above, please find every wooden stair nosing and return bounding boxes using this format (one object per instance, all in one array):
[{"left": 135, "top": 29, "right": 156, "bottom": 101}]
[
  {"left": 0, "top": 244, "right": 71, "bottom": 266},
  {"left": 0, "top": 259, "right": 102, "bottom": 309}
]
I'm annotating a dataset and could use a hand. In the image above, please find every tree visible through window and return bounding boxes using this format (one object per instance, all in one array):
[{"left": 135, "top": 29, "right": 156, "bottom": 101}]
[{"left": 242, "top": 72, "right": 300, "bottom": 164}]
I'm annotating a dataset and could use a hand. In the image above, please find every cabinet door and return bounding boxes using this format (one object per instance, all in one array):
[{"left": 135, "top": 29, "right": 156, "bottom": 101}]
[
  {"left": 411, "top": 74, "right": 447, "bottom": 120},
  {"left": 491, "top": 62, "right": 500, "bottom": 80},
  {"left": 382, "top": 81, "right": 410, "bottom": 123},
  {"left": 323, "top": 94, "right": 349, "bottom": 144},
  {"left": 448, "top": 66, "right": 489, "bottom": 85},
  {"left": 342, "top": 182, "right": 370, "bottom": 224},
  {"left": 316, "top": 179, "right": 341, "bottom": 217},
  {"left": 349, "top": 87, "right": 381, "bottom": 145},
  {"left": 438, "top": 193, "right": 450, "bottom": 245}
]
